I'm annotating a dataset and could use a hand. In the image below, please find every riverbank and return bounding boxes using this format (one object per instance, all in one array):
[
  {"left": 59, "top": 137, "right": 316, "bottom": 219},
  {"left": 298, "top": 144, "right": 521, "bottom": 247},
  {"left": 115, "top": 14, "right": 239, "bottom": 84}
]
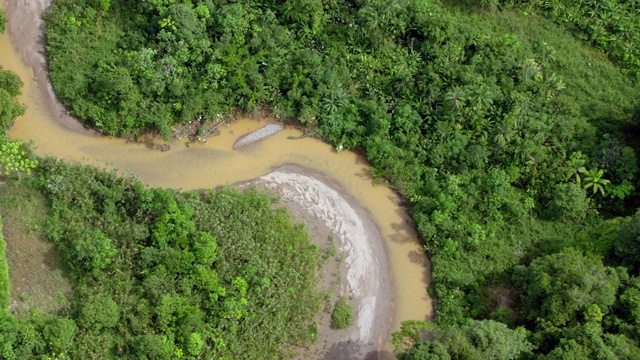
[
  {"left": 237, "top": 165, "right": 393, "bottom": 359},
  {"left": 6, "top": 0, "right": 96, "bottom": 135}
]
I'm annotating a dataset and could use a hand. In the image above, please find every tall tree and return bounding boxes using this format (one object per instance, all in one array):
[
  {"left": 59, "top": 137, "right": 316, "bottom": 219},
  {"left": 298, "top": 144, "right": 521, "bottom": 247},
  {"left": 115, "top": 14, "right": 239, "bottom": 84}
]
[{"left": 513, "top": 248, "right": 619, "bottom": 327}]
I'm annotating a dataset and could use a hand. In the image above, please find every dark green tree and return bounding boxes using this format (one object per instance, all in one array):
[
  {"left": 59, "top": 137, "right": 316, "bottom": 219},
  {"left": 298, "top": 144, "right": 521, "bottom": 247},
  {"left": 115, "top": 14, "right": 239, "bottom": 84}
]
[
  {"left": 396, "top": 320, "right": 533, "bottom": 360},
  {"left": 547, "top": 183, "right": 590, "bottom": 221},
  {"left": 613, "top": 211, "right": 640, "bottom": 274},
  {"left": 513, "top": 248, "right": 620, "bottom": 327}
]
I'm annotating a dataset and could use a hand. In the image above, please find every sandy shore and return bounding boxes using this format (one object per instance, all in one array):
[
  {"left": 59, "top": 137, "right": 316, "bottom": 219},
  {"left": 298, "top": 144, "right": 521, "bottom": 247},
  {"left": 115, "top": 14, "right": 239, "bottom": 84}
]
[{"left": 5, "top": 1, "right": 396, "bottom": 358}]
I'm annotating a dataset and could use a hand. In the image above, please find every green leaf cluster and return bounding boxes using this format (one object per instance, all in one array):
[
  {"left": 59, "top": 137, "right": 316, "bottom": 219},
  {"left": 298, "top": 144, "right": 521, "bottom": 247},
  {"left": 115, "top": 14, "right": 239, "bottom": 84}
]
[
  {"left": 396, "top": 319, "right": 533, "bottom": 360},
  {"left": 0, "top": 67, "right": 25, "bottom": 139},
  {"left": 0, "top": 10, "right": 7, "bottom": 34},
  {"left": 331, "top": 298, "right": 353, "bottom": 330}
]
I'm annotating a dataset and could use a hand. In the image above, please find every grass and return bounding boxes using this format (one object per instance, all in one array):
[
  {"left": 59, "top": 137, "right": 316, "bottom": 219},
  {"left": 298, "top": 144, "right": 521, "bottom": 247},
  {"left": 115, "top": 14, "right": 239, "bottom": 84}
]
[
  {"left": 322, "top": 234, "right": 337, "bottom": 262},
  {"left": 440, "top": 1, "right": 639, "bottom": 129},
  {"left": 0, "top": 180, "right": 71, "bottom": 316},
  {"left": 0, "top": 217, "right": 9, "bottom": 308}
]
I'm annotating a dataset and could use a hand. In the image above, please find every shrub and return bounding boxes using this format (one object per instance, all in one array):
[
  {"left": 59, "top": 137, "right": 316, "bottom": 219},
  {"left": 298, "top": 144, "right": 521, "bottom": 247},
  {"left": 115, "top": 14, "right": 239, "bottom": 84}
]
[{"left": 331, "top": 298, "right": 353, "bottom": 330}]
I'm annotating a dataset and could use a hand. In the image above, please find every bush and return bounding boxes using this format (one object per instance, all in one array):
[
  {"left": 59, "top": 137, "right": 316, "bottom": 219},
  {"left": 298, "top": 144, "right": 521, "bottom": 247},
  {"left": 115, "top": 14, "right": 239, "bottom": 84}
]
[
  {"left": 331, "top": 298, "right": 353, "bottom": 330},
  {"left": 0, "top": 10, "right": 6, "bottom": 34}
]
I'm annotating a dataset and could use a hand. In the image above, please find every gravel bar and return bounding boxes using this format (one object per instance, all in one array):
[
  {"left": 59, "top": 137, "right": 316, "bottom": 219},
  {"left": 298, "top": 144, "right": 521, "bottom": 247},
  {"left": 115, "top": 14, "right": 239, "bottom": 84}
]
[{"left": 233, "top": 124, "right": 284, "bottom": 149}]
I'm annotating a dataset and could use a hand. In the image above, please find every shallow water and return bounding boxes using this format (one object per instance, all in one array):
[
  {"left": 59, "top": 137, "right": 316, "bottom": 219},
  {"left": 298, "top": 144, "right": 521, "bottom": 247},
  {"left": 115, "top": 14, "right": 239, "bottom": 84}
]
[{"left": 0, "top": 0, "right": 432, "bottom": 339}]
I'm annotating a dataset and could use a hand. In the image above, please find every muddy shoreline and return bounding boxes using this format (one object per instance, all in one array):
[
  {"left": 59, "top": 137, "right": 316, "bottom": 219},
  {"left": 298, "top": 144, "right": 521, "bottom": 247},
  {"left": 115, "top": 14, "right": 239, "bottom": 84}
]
[{"left": 5, "top": 1, "right": 399, "bottom": 358}]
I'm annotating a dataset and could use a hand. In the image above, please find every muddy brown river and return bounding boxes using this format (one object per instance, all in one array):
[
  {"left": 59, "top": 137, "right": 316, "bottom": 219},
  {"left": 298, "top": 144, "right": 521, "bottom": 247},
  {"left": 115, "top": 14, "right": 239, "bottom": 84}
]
[{"left": 0, "top": 0, "right": 432, "bottom": 354}]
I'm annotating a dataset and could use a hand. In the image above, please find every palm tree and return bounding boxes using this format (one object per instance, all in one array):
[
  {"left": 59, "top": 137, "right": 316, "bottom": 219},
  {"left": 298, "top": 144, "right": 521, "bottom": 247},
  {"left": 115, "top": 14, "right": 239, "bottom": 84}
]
[
  {"left": 524, "top": 58, "right": 542, "bottom": 83},
  {"left": 493, "top": 122, "right": 513, "bottom": 147},
  {"left": 581, "top": 168, "right": 610, "bottom": 196},
  {"left": 322, "top": 88, "right": 348, "bottom": 114},
  {"left": 471, "top": 84, "right": 493, "bottom": 112},
  {"left": 544, "top": 73, "right": 566, "bottom": 98},
  {"left": 444, "top": 86, "right": 466, "bottom": 112}
]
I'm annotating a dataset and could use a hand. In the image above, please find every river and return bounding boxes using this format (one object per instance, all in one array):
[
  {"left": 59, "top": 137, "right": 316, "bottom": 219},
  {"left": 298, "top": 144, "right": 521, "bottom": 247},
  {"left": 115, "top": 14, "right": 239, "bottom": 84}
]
[{"left": 0, "top": 0, "right": 432, "bottom": 351}]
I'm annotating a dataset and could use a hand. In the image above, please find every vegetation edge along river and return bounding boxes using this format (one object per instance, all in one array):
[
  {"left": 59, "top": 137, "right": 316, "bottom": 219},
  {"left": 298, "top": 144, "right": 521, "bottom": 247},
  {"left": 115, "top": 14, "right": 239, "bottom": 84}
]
[{"left": 5, "top": 0, "right": 640, "bottom": 358}]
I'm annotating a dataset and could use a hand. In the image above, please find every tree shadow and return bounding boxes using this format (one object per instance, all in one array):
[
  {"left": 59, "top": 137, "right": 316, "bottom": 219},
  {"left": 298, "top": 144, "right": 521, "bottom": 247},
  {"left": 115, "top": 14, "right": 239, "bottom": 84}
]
[{"left": 388, "top": 208, "right": 418, "bottom": 244}]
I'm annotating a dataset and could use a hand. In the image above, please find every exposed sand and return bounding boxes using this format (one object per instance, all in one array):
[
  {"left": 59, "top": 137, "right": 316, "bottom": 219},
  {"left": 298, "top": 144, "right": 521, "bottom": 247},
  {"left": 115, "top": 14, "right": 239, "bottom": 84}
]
[{"left": 233, "top": 124, "right": 284, "bottom": 148}]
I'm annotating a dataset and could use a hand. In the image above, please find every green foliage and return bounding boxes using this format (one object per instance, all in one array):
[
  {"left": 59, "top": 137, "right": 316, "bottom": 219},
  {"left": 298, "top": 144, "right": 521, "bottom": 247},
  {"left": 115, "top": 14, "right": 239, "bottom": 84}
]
[
  {"left": 0, "top": 68, "right": 25, "bottom": 138},
  {"left": 0, "top": 141, "right": 38, "bottom": 179},
  {"left": 0, "top": 10, "right": 6, "bottom": 34},
  {"left": 513, "top": 248, "right": 619, "bottom": 327},
  {"left": 547, "top": 183, "right": 590, "bottom": 221},
  {"left": 397, "top": 320, "right": 533, "bottom": 360},
  {"left": 543, "top": 322, "right": 640, "bottom": 360},
  {"left": 43, "top": 318, "right": 77, "bottom": 354},
  {"left": 616, "top": 277, "right": 640, "bottom": 339},
  {"left": 581, "top": 168, "right": 610, "bottom": 196},
  {"left": 79, "top": 294, "right": 120, "bottom": 332},
  {"left": 331, "top": 298, "right": 353, "bottom": 330},
  {"left": 0, "top": 68, "right": 31, "bottom": 183},
  {"left": 399, "top": 341, "right": 451, "bottom": 360},
  {"left": 0, "top": 218, "right": 8, "bottom": 309},
  {"left": 392, "top": 320, "right": 432, "bottom": 354},
  {"left": 612, "top": 211, "right": 640, "bottom": 274},
  {"left": 499, "top": 0, "right": 640, "bottom": 78}
]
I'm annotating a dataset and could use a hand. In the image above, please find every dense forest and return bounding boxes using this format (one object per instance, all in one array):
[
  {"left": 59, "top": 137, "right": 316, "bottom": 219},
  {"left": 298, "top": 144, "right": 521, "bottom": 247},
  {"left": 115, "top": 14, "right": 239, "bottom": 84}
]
[{"left": 1, "top": 0, "right": 639, "bottom": 358}]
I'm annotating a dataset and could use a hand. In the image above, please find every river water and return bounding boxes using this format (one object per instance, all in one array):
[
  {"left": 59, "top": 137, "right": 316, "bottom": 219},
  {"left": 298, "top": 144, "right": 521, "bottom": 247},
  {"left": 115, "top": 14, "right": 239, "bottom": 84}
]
[{"left": 0, "top": 0, "right": 432, "bottom": 338}]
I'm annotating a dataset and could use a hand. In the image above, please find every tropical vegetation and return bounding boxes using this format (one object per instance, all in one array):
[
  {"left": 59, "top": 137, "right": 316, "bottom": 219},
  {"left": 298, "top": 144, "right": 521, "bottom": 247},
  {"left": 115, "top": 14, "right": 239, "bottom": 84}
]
[
  {"left": 0, "top": 0, "right": 638, "bottom": 358},
  {"left": 331, "top": 298, "right": 353, "bottom": 330}
]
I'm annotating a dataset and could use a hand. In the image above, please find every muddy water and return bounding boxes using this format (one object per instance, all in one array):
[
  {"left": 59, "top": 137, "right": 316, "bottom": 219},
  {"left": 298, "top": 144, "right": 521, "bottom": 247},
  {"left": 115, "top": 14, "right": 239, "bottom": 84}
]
[{"left": 0, "top": 4, "right": 432, "bottom": 336}]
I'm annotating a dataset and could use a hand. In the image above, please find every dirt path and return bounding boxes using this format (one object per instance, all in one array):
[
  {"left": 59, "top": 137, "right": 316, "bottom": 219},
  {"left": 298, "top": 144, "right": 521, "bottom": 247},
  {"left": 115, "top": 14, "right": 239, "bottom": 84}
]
[{"left": 5, "top": 2, "right": 397, "bottom": 358}]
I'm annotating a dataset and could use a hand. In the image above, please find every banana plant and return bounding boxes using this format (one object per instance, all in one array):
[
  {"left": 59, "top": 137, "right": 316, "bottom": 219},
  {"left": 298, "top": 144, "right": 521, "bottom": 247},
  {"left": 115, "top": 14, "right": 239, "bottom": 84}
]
[
  {"left": 580, "top": 168, "right": 610, "bottom": 196},
  {"left": 564, "top": 151, "right": 587, "bottom": 184}
]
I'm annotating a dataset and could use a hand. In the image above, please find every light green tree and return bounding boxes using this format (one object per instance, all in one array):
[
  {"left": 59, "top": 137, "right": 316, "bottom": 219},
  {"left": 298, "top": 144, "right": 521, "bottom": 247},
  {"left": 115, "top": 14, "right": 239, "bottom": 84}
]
[
  {"left": 0, "top": 141, "right": 38, "bottom": 179},
  {"left": 513, "top": 248, "right": 619, "bottom": 327}
]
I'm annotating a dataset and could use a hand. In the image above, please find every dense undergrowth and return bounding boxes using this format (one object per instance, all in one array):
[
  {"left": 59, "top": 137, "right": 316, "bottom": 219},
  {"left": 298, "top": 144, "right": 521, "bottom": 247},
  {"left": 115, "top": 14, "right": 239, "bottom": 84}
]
[
  {"left": 496, "top": 0, "right": 640, "bottom": 79},
  {"left": 18, "top": 0, "right": 640, "bottom": 357}
]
